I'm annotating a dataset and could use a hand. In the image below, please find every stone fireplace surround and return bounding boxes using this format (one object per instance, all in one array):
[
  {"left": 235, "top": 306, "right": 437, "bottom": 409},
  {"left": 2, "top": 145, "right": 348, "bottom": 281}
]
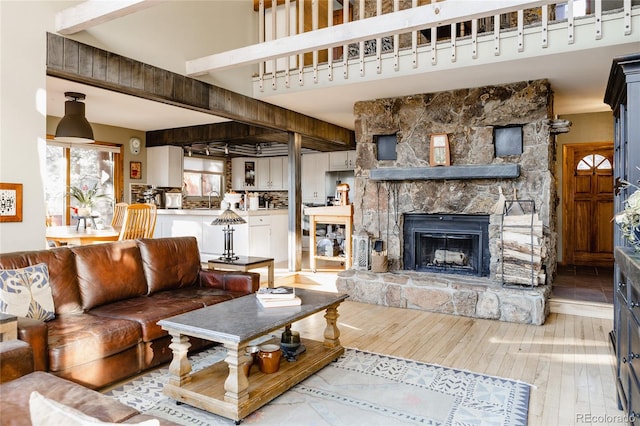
[{"left": 335, "top": 80, "right": 557, "bottom": 325}]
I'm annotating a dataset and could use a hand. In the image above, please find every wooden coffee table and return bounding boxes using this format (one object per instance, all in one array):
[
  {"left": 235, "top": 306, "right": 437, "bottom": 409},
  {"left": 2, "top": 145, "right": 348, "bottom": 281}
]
[{"left": 157, "top": 288, "right": 348, "bottom": 423}]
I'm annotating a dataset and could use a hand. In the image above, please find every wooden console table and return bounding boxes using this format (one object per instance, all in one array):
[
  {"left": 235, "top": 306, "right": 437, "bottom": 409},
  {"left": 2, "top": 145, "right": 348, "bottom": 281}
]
[{"left": 304, "top": 204, "right": 353, "bottom": 272}]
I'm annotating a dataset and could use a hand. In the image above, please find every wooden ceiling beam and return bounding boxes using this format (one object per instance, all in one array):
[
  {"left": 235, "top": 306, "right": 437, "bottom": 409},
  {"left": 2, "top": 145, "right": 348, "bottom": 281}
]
[
  {"left": 187, "top": 0, "right": 554, "bottom": 75},
  {"left": 55, "top": 0, "right": 160, "bottom": 35},
  {"left": 46, "top": 33, "right": 354, "bottom": 149}
]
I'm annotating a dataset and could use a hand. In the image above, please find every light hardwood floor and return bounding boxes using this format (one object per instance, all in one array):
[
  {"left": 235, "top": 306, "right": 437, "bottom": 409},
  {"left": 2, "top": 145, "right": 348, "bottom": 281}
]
[{"left": 271, "top": 258, "right": 624, "bottom": 426}]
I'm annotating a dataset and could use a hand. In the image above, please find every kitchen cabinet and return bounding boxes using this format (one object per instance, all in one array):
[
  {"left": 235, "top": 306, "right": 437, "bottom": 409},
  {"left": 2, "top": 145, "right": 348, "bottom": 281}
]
[
  {"left": 302, "top": 152, "right": 329, "bottom": 204},
  {"left": 257, "top": 157, "right": 285, "bottom": 190},
  {"left": 231, "top": 158, "right": 257, "bottom": 191},
  {"left": 328, "top": 150, "right": 356, "bottom": 171},
  {"left": 147, "top": 146, "right": 184, "bottom": 187},
  {"left": 156, "top": 210, "right": 288, "bottom": 263}
]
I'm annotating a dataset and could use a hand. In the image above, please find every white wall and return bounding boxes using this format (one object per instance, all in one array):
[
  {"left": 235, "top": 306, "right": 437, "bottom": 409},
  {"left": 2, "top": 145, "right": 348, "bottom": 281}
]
[
  {"left": 0, "top": 1, "right": 257, "bottom": 253},
  {"left": 0, "top": 1, "right": 54, "bottom": 252}
]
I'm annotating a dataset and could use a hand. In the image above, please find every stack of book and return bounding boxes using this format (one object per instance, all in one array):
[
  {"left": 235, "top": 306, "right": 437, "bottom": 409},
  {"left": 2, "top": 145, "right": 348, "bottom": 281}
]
[{"left": 256, "top": 287, "right": 301, "bottom": 308}]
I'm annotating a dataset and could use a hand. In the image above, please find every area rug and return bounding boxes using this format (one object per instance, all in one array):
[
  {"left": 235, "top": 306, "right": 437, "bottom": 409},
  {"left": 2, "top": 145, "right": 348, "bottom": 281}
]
[{"left": 105, "top": 347, "right": 530, "bottom": 425}]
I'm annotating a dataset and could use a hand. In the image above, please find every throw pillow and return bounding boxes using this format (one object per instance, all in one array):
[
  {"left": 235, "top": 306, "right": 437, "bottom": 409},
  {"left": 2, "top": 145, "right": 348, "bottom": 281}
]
[
  {"left": 0, "top": 263, "right": 55, "bottom": 321},
  {"left": 29, "top": 391, "right": 160, "bottom": 426}
]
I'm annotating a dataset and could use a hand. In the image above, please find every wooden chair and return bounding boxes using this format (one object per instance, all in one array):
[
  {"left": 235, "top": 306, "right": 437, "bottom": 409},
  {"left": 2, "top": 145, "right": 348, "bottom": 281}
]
[
  {"left": 111, "top": 202, "right": 128, "bottom": 229},
  {"left": 118, "top": 203, "right": 157, "bottom": 240}
]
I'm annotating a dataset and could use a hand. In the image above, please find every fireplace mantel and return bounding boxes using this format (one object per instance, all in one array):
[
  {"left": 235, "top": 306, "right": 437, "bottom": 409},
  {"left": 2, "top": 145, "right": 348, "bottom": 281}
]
[{"left": 369, "top": 164, "right": 520, "bottom": 181}]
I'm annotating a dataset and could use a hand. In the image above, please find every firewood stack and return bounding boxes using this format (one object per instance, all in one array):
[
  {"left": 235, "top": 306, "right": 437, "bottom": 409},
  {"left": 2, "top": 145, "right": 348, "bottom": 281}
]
[{"left": 497, "top": 213, "right": 546, "bottom": 286}]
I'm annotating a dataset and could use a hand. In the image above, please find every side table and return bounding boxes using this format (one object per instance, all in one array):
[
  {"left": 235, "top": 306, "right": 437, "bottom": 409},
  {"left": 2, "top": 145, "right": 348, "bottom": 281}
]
[{"left": 207, "top": 256, "right": 275, "bottom": 288}]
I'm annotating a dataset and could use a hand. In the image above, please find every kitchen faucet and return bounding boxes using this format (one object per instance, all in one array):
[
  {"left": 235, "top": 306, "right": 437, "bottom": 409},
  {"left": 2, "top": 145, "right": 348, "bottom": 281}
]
[{"left": 208, "top": 190, "right": 219, "bottom": 209}]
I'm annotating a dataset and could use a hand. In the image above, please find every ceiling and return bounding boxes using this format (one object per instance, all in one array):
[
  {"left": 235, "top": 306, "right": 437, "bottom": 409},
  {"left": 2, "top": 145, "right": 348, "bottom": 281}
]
[{"left": 46, "top": 6, "right": 640, "bottom": 139}]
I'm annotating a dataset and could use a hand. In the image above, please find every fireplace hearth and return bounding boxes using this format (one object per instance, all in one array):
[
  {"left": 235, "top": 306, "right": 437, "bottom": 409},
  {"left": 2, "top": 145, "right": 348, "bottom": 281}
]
[{"left": 403, "top": 214, "right": 490, "bottom": 277}]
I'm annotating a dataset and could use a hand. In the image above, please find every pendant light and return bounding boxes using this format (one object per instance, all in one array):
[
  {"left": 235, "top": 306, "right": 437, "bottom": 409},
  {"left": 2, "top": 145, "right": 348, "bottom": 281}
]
[{"left": 54, "top": 92, "right": 94, "bottom": 144}]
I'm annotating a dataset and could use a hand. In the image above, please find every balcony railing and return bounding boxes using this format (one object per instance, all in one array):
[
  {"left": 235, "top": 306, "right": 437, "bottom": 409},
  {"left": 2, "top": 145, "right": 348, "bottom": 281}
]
[{"left": 252, "top": 0, "right": 638, "bottom": 91}]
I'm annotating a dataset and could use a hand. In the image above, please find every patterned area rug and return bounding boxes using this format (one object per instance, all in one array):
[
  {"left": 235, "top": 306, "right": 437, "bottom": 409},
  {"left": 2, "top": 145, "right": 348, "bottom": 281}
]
[{"left": 106, "top": 347, "right": 530, "bottom": 425}]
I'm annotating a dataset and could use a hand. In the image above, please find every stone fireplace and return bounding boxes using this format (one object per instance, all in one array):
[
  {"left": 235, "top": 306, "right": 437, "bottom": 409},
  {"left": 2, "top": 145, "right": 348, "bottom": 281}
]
[{"left": 336, "top": 80, "right": 557, "bottom": 325}]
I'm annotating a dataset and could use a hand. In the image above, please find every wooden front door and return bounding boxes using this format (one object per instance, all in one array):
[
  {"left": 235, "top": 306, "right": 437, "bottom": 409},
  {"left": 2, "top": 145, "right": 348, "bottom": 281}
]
[{"left": 563, "top": 143, "right": 614, "bottom": 266}]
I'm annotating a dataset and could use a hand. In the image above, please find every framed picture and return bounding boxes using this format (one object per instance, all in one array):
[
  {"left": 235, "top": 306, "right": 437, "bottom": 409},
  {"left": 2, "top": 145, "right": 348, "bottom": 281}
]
[
  {"left": 0, "top": 183, "right": 23, "bottom": 222},
  {"left": 430, "top": 133, "right": 451, "bottom": 166},
  {"left": 130, "top": 161, "right": 142, "bottom": 180}
]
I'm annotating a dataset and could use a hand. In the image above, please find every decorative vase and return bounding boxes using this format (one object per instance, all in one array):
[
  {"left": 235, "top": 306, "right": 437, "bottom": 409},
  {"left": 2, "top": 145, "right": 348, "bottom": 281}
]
[{"left": 77, "top": 207, "right": 91, "bottom": 217}]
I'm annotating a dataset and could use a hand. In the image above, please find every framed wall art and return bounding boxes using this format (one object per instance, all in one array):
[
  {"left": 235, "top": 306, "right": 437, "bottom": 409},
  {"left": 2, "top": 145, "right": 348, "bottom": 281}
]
[
  {"left": 0, "top": 183, "right": 23, "bottom": 222},
  {"left": 430, "top": 133, "right": 451, "bottom": 166},
  {"left": 130, "top": 161, "right": 142, "bottom": 180}
]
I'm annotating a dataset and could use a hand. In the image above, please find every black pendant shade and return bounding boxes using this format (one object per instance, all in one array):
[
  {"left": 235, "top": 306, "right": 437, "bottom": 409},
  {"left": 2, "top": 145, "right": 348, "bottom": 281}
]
[{"left": 54, "top": 92, "right": 94, "bottom": 143}]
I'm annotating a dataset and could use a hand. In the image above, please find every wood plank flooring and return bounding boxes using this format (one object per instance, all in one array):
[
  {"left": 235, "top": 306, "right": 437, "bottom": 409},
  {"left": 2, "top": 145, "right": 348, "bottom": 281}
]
[{"left": 291, "top": 299, "right": 623, "bottom": 426}]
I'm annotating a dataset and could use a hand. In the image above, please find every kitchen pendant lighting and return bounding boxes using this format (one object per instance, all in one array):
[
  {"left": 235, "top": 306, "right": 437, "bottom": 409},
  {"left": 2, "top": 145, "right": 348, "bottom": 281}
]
[{"left": 54, "top": 92, "right": 94, "bottom": 144}]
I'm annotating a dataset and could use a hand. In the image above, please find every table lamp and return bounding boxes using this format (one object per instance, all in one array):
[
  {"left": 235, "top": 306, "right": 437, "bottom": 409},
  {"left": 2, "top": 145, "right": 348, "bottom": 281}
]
[{"left": 211, "top": 207, "right": 246, "bottom": 261}]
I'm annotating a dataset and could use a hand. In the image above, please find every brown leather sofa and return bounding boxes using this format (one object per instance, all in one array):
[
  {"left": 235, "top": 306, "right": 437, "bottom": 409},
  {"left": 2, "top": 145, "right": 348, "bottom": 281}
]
[
  {"left": 0, "top": 341, "right": 178, "bottom": 426},
  {"left": 0, "top": 236, "right": 259, "bottom": 390}
]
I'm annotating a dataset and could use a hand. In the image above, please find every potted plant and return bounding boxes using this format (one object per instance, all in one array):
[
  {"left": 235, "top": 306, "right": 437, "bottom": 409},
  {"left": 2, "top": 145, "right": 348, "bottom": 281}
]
[{"left": 68, "top": 183, "right": 109, "bottom": 217}]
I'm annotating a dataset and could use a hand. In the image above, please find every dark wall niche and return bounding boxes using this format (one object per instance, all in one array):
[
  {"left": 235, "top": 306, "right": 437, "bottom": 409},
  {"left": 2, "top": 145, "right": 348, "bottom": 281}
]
[
  {"left": 375, "top": 134, "right": 398, "bottom": 160},
  {"left": 494, "top": 126, "right": 523, "bottom": 157}
]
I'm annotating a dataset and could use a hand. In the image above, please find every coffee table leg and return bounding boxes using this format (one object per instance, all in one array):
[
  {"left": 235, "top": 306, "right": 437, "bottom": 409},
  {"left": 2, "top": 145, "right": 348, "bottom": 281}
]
[
  {"left": 167, "top": 333, "right": 192, "bottom": 387},
  {"left": 223, "top": 343, "right": 250, "bottom": 404},
  {"left": 323, "top": 303, "right": 341, "bottom": 348}
]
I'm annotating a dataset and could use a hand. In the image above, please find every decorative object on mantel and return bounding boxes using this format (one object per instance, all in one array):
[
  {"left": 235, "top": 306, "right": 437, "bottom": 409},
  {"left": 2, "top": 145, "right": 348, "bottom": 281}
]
[
  {"left": 429, "top": 133, "right": 450, "bottom": 166},
  {"left": 0, "top": 182, "right": 23, "bottom": 223},
  {"left": 614, "top": 179, "right": 640, "bottom": 251},
  {"left": 211, "top": 206, "right": 246, "bottom": 261}
]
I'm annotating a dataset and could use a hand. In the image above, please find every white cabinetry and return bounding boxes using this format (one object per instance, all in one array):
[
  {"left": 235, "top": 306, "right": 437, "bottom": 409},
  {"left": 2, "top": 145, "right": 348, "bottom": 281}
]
[
  {"left": 147, "top": 146, "right": 184, "bottom": 187},
  {"left": 328, "top": 150, "right": 356, "bottom": 171},
  {"left": 257, "top": 157, "right": 285, "bottom": 190},
  {"left": 156, "top": 211, "right": 288, "bottom": 263},
  {"left": 302, "top": 152, "right": 329, "bottom": 204}
]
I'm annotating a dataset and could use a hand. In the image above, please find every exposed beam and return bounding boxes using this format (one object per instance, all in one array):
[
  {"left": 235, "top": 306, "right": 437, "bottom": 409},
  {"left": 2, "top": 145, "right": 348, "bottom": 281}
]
[
  {"left": 46, "top": 33, "right": 354, "bottom": 149},
  {"left": 55, "top": 0, "right": 160, "bottom": 35},
  {"left": 187, "top": 0, "right": 554, "bottom": 75}
]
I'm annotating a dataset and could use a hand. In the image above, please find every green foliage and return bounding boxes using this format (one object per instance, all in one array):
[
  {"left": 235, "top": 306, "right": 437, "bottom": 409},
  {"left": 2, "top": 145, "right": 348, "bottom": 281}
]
[{"left": 68, "top": 182, "right": 110, "bottom": 207}]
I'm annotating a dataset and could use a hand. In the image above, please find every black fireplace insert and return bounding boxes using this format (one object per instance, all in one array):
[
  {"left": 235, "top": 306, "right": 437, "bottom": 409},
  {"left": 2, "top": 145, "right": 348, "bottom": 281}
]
[{"left": 403, "top": 214, "right": 490, "bottom": 276}]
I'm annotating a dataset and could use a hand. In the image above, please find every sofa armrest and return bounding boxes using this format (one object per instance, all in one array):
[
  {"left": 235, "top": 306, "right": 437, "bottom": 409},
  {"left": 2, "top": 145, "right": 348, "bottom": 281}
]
[
  {"left": 198, "top": 269, "right": 260, "bottom": 294},
  {"left": 0, "top": 340, "right": 34, "bottom": 383},
  {"left": 17, "top": 317, "right": 48, "bottom": 371}
]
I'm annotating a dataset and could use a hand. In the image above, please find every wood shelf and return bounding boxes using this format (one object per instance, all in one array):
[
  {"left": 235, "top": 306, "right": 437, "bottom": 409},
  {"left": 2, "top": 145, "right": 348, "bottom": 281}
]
[{"left": 163, "top": 338, "right": 343, "bottom": 421}]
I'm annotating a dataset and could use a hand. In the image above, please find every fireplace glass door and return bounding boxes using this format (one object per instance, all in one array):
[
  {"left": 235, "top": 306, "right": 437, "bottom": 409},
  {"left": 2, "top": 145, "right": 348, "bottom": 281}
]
[
  {"left": 416, "top": 232, "right": 480, "bottom": 275},
  {"left": 403, "top": 214, "right": 490, "bottom": 277}
]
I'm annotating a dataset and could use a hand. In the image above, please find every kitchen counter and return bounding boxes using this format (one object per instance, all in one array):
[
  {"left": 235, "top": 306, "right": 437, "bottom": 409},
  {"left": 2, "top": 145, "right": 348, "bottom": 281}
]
[
  {"left": 154, "top": 208, "right": 288, "bottom": 264},
  {"left": 157, "top": 208, "right": 288, "bottom": 216}
]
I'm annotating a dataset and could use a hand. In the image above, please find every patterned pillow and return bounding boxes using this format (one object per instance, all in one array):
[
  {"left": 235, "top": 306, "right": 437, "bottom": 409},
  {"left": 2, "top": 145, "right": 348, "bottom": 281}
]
[{"left": 0, "top": 263, "right": 55, "bottom": 321}]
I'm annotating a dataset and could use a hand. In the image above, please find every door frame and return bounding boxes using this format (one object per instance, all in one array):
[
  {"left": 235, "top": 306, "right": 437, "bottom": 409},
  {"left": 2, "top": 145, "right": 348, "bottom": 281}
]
[{"left": 562, "top": 141, "right": 614, "bottom": 266}]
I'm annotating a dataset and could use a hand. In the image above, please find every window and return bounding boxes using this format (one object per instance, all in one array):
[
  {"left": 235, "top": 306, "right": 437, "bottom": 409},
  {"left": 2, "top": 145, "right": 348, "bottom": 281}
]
[
  {"left": 183, "top": 157, "right": 225, "bottom": 198},
  {"left": 45, "top": 141, "right": 119, "bottom": 226},
  {"left": 576, "top": 154, "right": 612, "bottom": 171}
]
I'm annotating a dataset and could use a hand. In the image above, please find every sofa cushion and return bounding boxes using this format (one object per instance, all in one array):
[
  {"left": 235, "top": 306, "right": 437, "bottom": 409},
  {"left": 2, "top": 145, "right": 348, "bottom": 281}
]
[
  {"left": 71, "top": 241, "right": 148, "bottom": 310},
  {"left": 0, "top": 263, "right": 55, "bottom": 321},
  {"left": 29, "top": 391, "right": 159, "bottom": 426},
  {"left": 0, "top": 371, "right": 139, "bottom": 425},
  {"left": 137, "top": 237, "right": 200, "bottom": 295},
  {"left": 0, "top": 248, "right": 82, "bottom": 315},
  {"left": 47, "top": 314, "right": 141, "bottom": 373},
  {"left": 88, "top": 288, "right": 235, "bottom": 342}
]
